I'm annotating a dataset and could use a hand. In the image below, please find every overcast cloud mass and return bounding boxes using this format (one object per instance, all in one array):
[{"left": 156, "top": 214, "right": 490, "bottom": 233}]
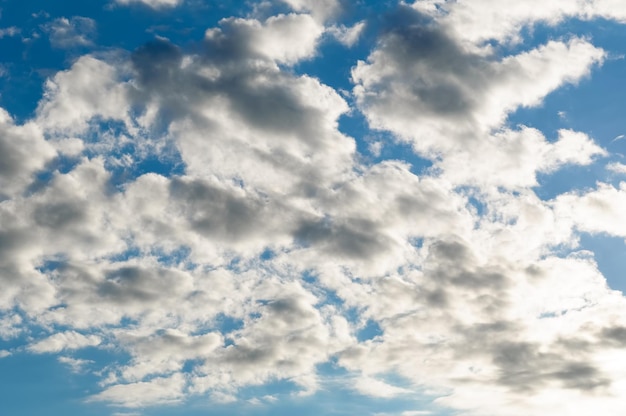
[{"left": 2, "top": 1, "right": 626, "bottom": 415}]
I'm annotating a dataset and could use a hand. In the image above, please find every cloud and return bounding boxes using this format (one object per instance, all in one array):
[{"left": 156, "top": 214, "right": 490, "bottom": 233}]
[
  {"left": 0, "top": 27, "right": 20, "bottom": 38},
  {"left": 203, "top": 13, "right": 324, "bottom": 65},
  {"left": 353, "top": 377, "right": 412, "bottom": 398},
  {"left": 115, "top": 0, "right": 183, "bottom": 8},
  {"left": 41, "top": 17, "right": 96, "bottom": 49},
  {"left": 327, "top": 21, "right": 366, "bottom": 47},
  {"left": 437, "top": 128, "right": 606, "bottom": 189},
  {"left": 28, "top": 331, "right": 101, "bottom": 353},
  {"left": 553, "top": 182, "right": 626, "bottom": 237},
  {"left": 3, "top": 2, "right": 626, "bottom": 415},
  {"left": 0, "top": 313, "right": 22, "bottom": 340},
  {"left": 607, "top": 162, "right": 626, "bottom": 173},
  {"left": 411, "top": 0, "right": 626, "bottom": 46},
  {"left": 36, "top": 55, "right": 131, "bottom": 134},
  {"left": 279, "top": 0, "right": 343, "bottom": 21},
  {"left": 352, "top": 6, "right": 605, "bottom": 156},
  {"left": 58, "top": 356, "right": 94, "bottom": 373},
  {"left": 0, "top": 109, "right": 56, "bottom": 199},
  {"left": 90, "top": 373, "right": 186, "bottom": 408}
]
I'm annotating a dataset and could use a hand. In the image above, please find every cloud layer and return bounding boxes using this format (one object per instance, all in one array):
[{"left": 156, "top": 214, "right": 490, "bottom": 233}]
[{"left": 3, "top": 1, "right": 626, "bottom": 415}]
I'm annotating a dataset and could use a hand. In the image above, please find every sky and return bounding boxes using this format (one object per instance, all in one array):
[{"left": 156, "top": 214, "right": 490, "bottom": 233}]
[{"left": 2, "top": 0, "right": 626, "bottom": 415}]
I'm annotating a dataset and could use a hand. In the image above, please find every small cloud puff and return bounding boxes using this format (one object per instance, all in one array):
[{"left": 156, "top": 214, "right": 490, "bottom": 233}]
[{"left": 41, "top": 16, "right": 96, "bottom": 49}]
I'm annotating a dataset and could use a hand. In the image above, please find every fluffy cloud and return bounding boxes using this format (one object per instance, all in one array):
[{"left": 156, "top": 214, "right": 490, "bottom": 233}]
[
  {"left": 41, "top": 17, "right": 96, "bottom": 49},
  {"left": 437, "top": 128, "right": 606, "bottom": 188},
  {"left": 280, "top": 0, "right": 343, "bottom": 21},
  {"left": 204, "top": 13, "right": 324, "bottom": 65},
  {"left": 0, "top": 109, "right": 56, "bottom": 198},
  {"left": 412, "top": 0, "right": 626, "bottom": 46},
  {"left": 327, "top": 21, "right": 366, "bottom": 47},
  {"left": 90, "top": 373, "right": 187, "bottom": 408},
  {"left": 3, "top": 2, "right": 626, "bottom": 415},
  {"left": 0, "top": 27, "right": 20, "bottom": 38},
  {"left": 352, "top": 6, "right": 605, "bottom": 156},
  {"left": 28, "top": 331, "right": 101, "bottom": 353},
  {"left": 36, "top": 55, "right": 131, "bottom": 134},
  {"left": 553, "top": 182, "right": 626, "bottom": 237}
]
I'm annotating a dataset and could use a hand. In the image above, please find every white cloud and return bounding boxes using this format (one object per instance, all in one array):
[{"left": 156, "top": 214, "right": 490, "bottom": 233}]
[
  {"left": 0, "top": 109, "right": 56, "bottom": 198},
  {"left": 412, "top": 0, "right": 626, "bottom": 46},
  {"left": 115, "top": 0, "right": 182, "bottom": 8},
  {"left": 353, "top": 377, "right": 412, "bottom": 398},
  {"left": 607, "top": 162, "right": 626, "bottom": 174},
  {"left": 0, "top": 313, "right": 22, "bottom": 340},
  {"left": 58, "top": 356, "right": 94, "bottom": 373},
  {"left": 553, "top": 182, "right": 626, "bottom": 237},
  {"left": 279, "top": 0, "right": 342, "bottom": 21},
  {"left": 0, "top": 27, "right": 20, "bottom": 38},
  {"left": 327, "top": 21, "right": 366, "bottom": 47},
  {"left": 206, "top": 13, "right": 324, "bottom": 65},
  {"left": 90, "top": 373, "right": 186, "bottom": 408},
  {"left": 352, "top": 21, "right": 605, "bottom": 156},
  {"left": 3, "top": 3, "right": 626, "bottom": 415},
  {"left": 42, "top": 17, "right": 96, "bottom": 48},
  {"left": 437, "top": 128, "right": 606, "bottom": 189},
  {"left": 36, "top": 55, "right": 131, "bottom": 134},
  {"left": 28, "top": 331, "right": 101, "bottom": 353}
]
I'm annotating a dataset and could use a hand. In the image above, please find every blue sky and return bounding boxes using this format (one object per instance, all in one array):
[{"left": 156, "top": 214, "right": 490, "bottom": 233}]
[{"left": 2, "top": 1, "right": 626, "bottom": 415}]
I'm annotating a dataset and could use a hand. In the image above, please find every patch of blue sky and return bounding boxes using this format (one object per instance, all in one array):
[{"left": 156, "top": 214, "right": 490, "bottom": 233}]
[
  {"left": 105, "top": 246, "right": 143, "bottom": 263},
  {"left": 356, "top": 318, "right": 383, "bottom": 341},
  {"left": 151, "top": 245, "right": 192, "bottom": 267},
  {"left": 578, "top": 233, "right": 626, "bottom": 293},
  {"left": 209, "top": 312, "right": 245, "bottom": 336},
  {"left": 339, "top": 110, "right": 434, "bottom": 175},
  {"left": 35, "top": 256, "right": 69, "bottom": 274},
  {"left": 0, "top": 353, "right": 110, "bottom": 416},
  {"left": 499, "top": 19, "right": 626, "bottom": 204},
  {"left": 0, "top": 343, "right": 133, "bottom": 416},
  {"left": 507, "top": 20, "right": 626, "bottom": 161}
]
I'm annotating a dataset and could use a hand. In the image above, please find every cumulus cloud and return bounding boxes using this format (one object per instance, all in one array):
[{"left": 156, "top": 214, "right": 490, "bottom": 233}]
[
  {"left": 352, "top": 6, "right": 605, "bottom": 156},
  {"left": 0, "top": 109, "right": 56, "bottom": 198},
  {"left": 203, "top": 13, "right": 325, "bottom": 65},
  {"left": 36, "top": 55, "right": 131, "bottom": 134},
  {"left": 3, "top": 2, "right": 626, "bottom": 416},
  {"left": 411, "top": 0, "right": 626, "bottom": 46}
]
